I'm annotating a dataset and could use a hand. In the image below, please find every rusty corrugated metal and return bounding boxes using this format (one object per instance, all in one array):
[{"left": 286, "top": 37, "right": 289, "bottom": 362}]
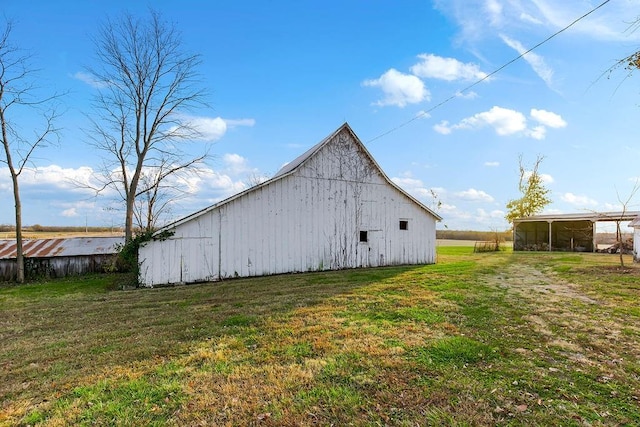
[{"left": 0, "top": 237, "right": 124, "bottom": 260}]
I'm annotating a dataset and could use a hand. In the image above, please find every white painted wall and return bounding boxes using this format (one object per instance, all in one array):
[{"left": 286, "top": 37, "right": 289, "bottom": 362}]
[{"left": 138, "top": 127, "right": 438, "bottom": 286}]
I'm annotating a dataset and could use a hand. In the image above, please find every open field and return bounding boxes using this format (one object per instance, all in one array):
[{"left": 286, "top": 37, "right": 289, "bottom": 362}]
[
  {"left": 0, "top": 231, "right": 123, "bottom": 240},
  {"left": 2, "top": 247, "right": 640, "bottom": 425}
]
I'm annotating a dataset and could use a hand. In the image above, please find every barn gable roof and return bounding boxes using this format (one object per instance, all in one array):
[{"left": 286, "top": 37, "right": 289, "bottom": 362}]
[{"left": 158, "top": 123, "right": 441, "bottom": 232}]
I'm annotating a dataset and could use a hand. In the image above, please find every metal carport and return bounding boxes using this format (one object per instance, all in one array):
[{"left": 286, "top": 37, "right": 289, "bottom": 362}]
[{"left": 513, "top": 211, "right": 640, "bottom": 252}]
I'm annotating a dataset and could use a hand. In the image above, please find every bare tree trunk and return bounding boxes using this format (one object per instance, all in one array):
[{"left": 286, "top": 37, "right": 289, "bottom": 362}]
[
  {"left": 13, "top": 188, "right": 24, "bottom": 281},
  {"left": 125, "top": 195, "right": 135, "bottom": 242},
  {"left": 11, "top": 175, "right": 24, "bottom": 282},
  {"left": 617, "top": 220, "right": 624, "bottom": 268},
  {"left": 3, "top": 121, "right": 24, "bottom": 283},
  {"left": 612, "top": 181, "right": 639, "bottom": 268}
]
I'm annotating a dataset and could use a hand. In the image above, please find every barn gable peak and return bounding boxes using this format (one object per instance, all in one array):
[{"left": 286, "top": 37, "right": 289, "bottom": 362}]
[
  {"left": 156, "top": 123, "right": 441, "bottom": 233},
  {"left": 272, "top": 122, "right": 357, "bottom": 179}
]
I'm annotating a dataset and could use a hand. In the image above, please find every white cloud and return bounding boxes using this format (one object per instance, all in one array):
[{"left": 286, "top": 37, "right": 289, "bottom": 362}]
[
  {"left": 223, "top": 153, "right": 249, "bottom": 171},
  {"left": 476, "top": 208, "right": 505, "bottom": 220},
  {"left": 173, "top": 167, "right": 247, "bottom": 197},
  {"left": 0, "top": 165, "right": 96, "bottom": 191},
  {"left": 485, "top": 0, "right": 503, "bottom": 26},
  {"left": 484, "top": 161, "right": 500, "bottom": 167},
  {"left": 433, "top": 120, "right": 453, "bottom": 135},
  {"left": 456, "top": 91, "right": 478, "bottom": 99},
  {"left": 523, "top": 170, "right": 554, "bottom": 184},
  {"left": 362, "top": 68, "right": 430, "bottom": 107},
  {"left": 72, "top": 71, "right": 108, "bottom": 88},
  {"left": 410, "top": 54, "right": 488, "bottom": 81},
  {"left": 519, "top": 12, "right": 543, "bottom": 25},
  {"left": 540, "top": 173, "right": 554, "bottom": 184},
  {"left": 221, "top": 153, "right": 261, "bottom": 178},
  {"left": 415, "top": 110, "right": 431, "bottom": 119},
  {"left": 61, "top": 208, "right": 78, "bottom": 217},
  {"left": 181, "top": 116, "right": 227, "bottom": 141},
  {"left": 391, "top": 176, "right": 444, "bottom": 209},
  {"left": 392, "top": 176, "right": 432, "bottom": 200},
  {"left": 434, "top": 1, "right": 640, "bottom": 43},
  {"left": 436, "top": 106, "right": 565, "bottom": 139},
  {"left": 454, "top": 188, "right": 495, "bottom": 202},
  {"left": 530, "top": 109, "right": 567, "bottom": 128},
  {"left": 500, "top": 34, "right": 554, "bottom": 86},
  {"left": 170, "top": 115, "right": 255, "bottom": 142},
  {"left": 438, "top": 203, "right": 458, "bottom": 214},
  {"left": 527, "top": 125, "right": 546, "bottom": 140},
  {"left": 392, "top": 176, "right": 424, "bottom": 189},
  {"left": 562, "top": 192, "right": 598, "bottom": 207},
  {"left": 0, "top": 155, "right": 272, "bottom": 226},
  {"left": 455, "top": 106, "right": 527, "bottom": 136},
  {"left": 527, "top": 0, "right": 640, "bottom": 41}
]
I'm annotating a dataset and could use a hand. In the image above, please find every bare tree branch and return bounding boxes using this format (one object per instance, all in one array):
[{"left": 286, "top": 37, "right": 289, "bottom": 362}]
[
  {"left": 612, "top": 180, "right": 640, "bottom": 267},
  {"left": 85, "top": 9, "right": 210, "bottom": 240}
]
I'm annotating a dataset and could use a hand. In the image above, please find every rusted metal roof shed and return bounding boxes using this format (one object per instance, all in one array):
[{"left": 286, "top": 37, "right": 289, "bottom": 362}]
[{"left": 0, "top": 237, "right": 123, "bottom": 281}]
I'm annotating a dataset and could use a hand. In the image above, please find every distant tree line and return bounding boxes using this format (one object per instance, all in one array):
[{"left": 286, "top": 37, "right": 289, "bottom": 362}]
[{"left": 436, "top": 230, "right": 513, "bottom": 242}]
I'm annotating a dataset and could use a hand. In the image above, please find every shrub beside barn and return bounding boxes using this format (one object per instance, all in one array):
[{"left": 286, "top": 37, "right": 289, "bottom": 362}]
[{"left": 138, "top": 123, "right": 442, "bottom": 287}]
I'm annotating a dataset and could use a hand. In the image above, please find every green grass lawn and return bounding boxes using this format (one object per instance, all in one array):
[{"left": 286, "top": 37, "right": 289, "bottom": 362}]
[{"left": 1, "top": 247, "right": 639, "bottom": 426}]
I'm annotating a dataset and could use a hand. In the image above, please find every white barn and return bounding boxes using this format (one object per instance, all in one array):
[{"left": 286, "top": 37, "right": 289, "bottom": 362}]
[{"left": 138, "top": 123, "right": 441, "bottom": 287}]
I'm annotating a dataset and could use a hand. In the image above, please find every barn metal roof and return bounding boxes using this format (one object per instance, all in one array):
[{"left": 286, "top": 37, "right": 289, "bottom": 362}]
[
  {"left": 0, "top": 237, "right": 124, "bottom": 260},
  {"left": 157, "top": 123, "right": 442, "bottom": 233}
]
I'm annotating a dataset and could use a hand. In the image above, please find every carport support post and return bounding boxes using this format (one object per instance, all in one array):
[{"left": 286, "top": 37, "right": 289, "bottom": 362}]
[
  {"left": 592, "top": 220, "right": 597, "bottom": 253},
  {"left": 548, "top": 220, "right": 552, "bottom": 251}
]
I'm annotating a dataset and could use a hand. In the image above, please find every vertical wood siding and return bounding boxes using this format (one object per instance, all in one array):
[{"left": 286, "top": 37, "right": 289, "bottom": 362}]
[{"left": 139, "top": 128, "right": 437, "bottom": 286}]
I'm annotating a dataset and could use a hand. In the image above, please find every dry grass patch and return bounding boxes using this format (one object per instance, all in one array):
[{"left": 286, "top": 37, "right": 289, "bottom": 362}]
[{"left": 2, "top": 248, "right": 640, "bottom": 425}]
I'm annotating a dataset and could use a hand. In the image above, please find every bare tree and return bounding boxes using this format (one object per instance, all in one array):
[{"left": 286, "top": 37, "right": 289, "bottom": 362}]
[
  {"left": 86, "top": 9, "right": 208, "bottom": 242},
  {"left": 0, "top": 22, "right": 60, "bottom": 283},
  {"left": 612, "top": 181, "right": 639, "bottom": 268}
]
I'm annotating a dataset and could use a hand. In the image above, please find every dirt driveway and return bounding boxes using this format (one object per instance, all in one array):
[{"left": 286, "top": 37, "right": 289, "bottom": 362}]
[{"left": 485, "top": 262, "right": 640, "bottom": 379}]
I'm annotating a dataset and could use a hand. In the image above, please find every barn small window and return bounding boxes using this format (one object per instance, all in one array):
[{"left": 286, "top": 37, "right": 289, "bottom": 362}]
[
  {"left": 399, "top": 220, "right": 409, "bottom": 230},
  {"left": 359, "top": 230, "right": 368, "bottom": 242}
]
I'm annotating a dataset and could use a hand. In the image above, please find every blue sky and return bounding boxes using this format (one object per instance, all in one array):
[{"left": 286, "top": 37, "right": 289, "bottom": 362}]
[{"left": 1, "top": 0, "right": 639, "bottom": 231}]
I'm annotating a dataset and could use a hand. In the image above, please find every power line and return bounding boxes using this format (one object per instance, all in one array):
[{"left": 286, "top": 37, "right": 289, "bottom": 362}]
[{"left": 366, "top": 0, "right": 612, "bottom": 144}]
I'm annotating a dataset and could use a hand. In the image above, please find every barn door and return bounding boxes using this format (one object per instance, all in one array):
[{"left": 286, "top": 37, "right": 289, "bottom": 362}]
[
  {"left": 358, "top": 199, "right": 384, "bottom": 268},
  {"left": 368, "top": 231, "right": 384, "bottom": 267},
  {"left": 357, "top": 229, "right": 384, "bottom": 268}
]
